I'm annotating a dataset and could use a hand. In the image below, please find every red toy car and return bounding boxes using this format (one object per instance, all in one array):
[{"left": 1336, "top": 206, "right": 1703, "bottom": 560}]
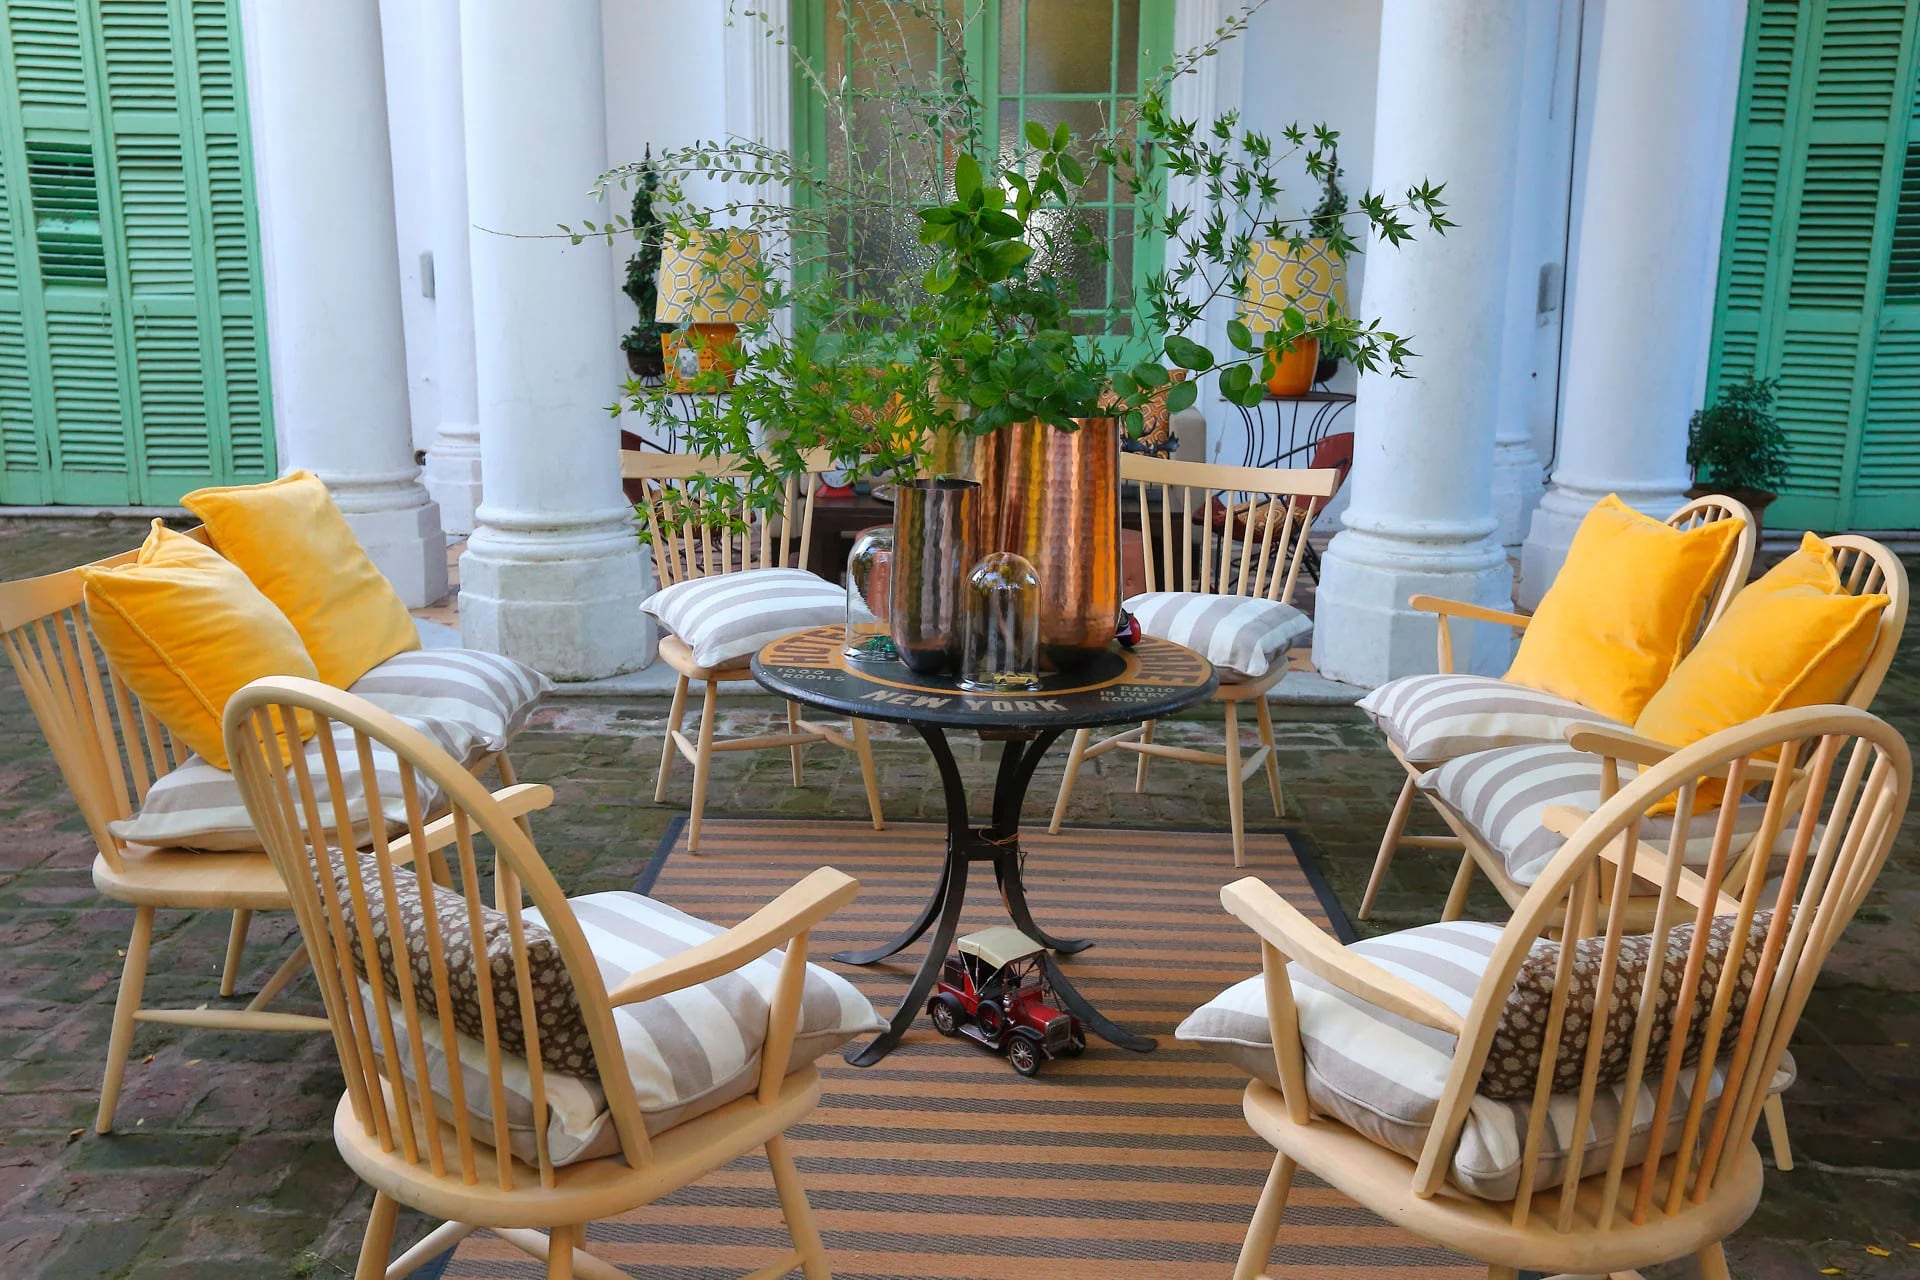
[{"left": 927, "top": 927, "right": 1086, "bottom": 1076}]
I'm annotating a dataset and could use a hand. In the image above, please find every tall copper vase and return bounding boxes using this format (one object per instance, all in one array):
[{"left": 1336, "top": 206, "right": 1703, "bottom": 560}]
[
  {"left": 974, "top": 417, "right": 1122, "bottom": 671},
  {"left": 890, "top": 477, "right": 979, "bottom": 675}
]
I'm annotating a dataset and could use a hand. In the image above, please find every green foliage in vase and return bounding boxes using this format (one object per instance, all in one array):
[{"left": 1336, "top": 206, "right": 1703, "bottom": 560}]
[
  {"left": 569, "top": 0, "right": 1452, "bottom": 516},
  {"left": 1687, "top": 375, "right": 1790, "bottom": 494}
]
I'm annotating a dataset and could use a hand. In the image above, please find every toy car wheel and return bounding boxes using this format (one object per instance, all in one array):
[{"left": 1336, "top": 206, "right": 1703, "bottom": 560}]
[
  {"left": 975, "top": 1000, "right": 1004, "bottom": 1042},
  {"left": 1008, "top": 1037, "right": 1043, "bottom": 1077},
  {"left": 929, "top": 999, "right": 960, "bottom": 1038}
]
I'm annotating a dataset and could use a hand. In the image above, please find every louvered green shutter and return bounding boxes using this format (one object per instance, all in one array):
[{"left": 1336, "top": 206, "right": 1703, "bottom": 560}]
[
  {"left": 1854, "top": 75, "right": 1920, "bottom": 525},
  {"left": 0, "top": 0, "right": 272, "bottom": 506}
]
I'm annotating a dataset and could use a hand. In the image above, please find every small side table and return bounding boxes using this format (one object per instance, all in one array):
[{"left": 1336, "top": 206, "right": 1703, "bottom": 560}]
[
  {"left": 752, "top": 627, "right": 1217, "bottom": 1066},
  {"left": 1233, "top": 389, "right": 1355, "bottom": 469}
]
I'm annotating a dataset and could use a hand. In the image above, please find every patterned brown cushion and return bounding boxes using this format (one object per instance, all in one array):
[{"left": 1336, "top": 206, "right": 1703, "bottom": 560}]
[
  {"left": 1480, "top": 911, "right": 1772, "bottom": 1100},
  {"left": 330, "top": 853, "right": 597, "bottom": 1076}
]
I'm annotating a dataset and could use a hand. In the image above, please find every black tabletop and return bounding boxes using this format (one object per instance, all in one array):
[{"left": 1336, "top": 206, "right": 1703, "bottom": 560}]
[{"left": 752, "top": 626, "right": 1217, "bottom": 731}]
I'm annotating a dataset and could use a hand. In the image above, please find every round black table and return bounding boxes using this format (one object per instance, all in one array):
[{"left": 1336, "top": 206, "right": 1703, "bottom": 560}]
[{"left": 752, "top": 626, "right": 1218, "bottom": 1066}]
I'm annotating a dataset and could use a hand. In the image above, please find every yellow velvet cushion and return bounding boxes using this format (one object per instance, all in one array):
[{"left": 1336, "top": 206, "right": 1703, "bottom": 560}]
[
  {"left": 80, "top": 521, "right": 318, "bottom": 769},
  {"left": 1503, "top": 495, "right": 1741, "bottom": 724},
  {"left": 183, "top": 472, "right": 420, "bottom": 688}
]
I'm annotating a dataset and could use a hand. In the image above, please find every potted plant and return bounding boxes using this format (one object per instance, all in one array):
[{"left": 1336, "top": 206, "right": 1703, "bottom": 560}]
[
  {"left": 617, "top": 146, "right": 673, "bottom": 380},
  {"left": 1309, "top": 146, "right": 1349, "bottom": 386},
  {"left": 1687, "top": 375, "right": 1789, "bottom": 530}
]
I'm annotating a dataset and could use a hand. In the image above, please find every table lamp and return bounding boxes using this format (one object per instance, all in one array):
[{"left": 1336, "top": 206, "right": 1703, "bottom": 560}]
[
  {"left": 1239, "top": 237, "right": 1346, "bottom": 397},
  {"left": 655, "top": 229, "right": 767, "bottom": 388}
]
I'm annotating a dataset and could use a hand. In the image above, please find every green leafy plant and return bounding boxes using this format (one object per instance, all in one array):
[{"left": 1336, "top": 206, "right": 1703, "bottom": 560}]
[
  {"left": 1687, "top": 375, "right": 1790, "bottom": 494},
  {"left": 617, "top": 146, "right": 675, "bottom": 376},
  {"left": 1308, "top": 143, "right": 1347, "bottom": 241}
]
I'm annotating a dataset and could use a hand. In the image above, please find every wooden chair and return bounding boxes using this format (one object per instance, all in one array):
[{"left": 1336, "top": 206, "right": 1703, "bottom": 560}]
[
  {"left": 224, "top": 677, "right": 857, "bottom": 1280},
  {"left": 625, "top": 450, "right": 885, "bottom": 854},
  {"left": 1048, "top": 456, "right": 1339, "bottom": 867},
  {"left": 1223, "top": 704, "right": 1911, "bottom": 1280},
  {"left": 1359, "top": 495, "right": 1758, "bottom": 921}
]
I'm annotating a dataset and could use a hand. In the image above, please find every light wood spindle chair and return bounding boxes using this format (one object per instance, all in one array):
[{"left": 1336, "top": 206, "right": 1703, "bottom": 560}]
[
  {"left": 1048, "top": 456, "right": 1338, "bottom": 866},
  {"left": 1358, "top": 495, "right": 1758, "bottom": 921},
  {"left": 1224, "top": 704, "right": 1910, "bottom": 1280},
  {"left": 624, "top": 450, "right": 885, "bottom": 853},
  {"left": 224, "top": 677, "right": 858, "bottom": 1280}
]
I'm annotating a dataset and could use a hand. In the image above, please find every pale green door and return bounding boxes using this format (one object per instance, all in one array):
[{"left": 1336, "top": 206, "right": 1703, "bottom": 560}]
[{"left": 0, "top": 0, "right": 273, "bottom": 506}]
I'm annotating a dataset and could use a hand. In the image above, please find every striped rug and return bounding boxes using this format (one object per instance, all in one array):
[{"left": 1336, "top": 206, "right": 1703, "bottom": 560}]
[{"left": 440, "top": 818, "right": 1478, "bottom": 1279}]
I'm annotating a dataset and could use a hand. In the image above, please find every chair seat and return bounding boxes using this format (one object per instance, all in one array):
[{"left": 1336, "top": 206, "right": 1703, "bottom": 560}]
[
  {"left": 659, "top": 633, "right": 756, "bottom": 681},
  {"left": 643, "top": 568, "right": 843, "bottom": 669},
  {"left": 1358, "top": 673, "right": 1627, "bottom": 766},
  {"left": 1124, "top": 591, "right": 1311, "bottom": 682},
  {"left": 92, "top": 847, "right": 292, "bottom": 911}
]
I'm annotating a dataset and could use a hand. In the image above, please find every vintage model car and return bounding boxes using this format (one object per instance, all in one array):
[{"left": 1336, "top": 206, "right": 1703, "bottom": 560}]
[{"left": 926, "top": 926, "right": 1086, "bottom": 1076}]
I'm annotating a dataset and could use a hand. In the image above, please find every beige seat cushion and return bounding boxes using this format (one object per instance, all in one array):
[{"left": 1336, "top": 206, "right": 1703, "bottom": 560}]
[
  {"left": 643, "top": 568, "right": 842, "bottom": 668},
  {"left": 1124, "top": 591, "right": 1310, "bottom": 681},
  {"left": 1358, "top": 673, "right": 1627, "bottom": 765},
  {"left": 347, "top": 647, "right": 551, "bottom": 752}
]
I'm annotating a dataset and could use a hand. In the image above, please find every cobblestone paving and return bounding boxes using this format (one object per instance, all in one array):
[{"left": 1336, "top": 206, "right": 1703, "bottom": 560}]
[{"left": 1, "top": 517, "right": 1917, "bottom": 1277}]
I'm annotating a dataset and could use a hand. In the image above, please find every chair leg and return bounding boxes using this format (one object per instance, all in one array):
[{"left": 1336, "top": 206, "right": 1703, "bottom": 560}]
[
  {"left": 1049, "top": 727, "right": 1093, "bottom": 835},
  {"left": 1253, "top": 695, "right": 1285, "bottom": 818},
  {"left": 1441, "top": 850, "right": 1476, "bottom": 922},
  {"left": 850, "top": 717, "right": 885, "bottom": 831},
  {"left": 1695, "top": 1243, "right": 1731, "bottom": 1280},
  {"left": 545, "top": 1223, "right": 578, "bottom": 1280},
  {"left": 767, "top": 1134, "right": 832, "bottom": 1280},
  {"left": 654, "top": 673, "right": 690, "bottom": 803},
  {"left": 219, "top": 908, "right": 251, "bottom": 998},
  {"left": 355, "top": 1191, "right": 400, "bottom": 1280},
  {"left": 1224, "top": 703, "right": 1246, "bottom": 869},
  {"left": 97, "top": 904, "right": 155, "bottom": 1134},
  {"left": 1360, "top": 777, "right": 1418, "bottom": 921},
  {"left": 688, "top": 680, "right": 720, "bottom": 854},
  {"left": 1135, "top": 718, "right": 1156, "bottom": 792},
  {"left": 1233, "top": 1153, "right": 1296, "bottom": 1280},
  {"left": 1763, "top": 1094, "right": 1793, "bottom": 1170},
  {"left": 786, "top": 700, "right": 806, "bottom": 785}
]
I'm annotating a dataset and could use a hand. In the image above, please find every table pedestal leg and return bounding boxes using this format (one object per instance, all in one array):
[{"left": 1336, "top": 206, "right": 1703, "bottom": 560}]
[
  {"left": 843, "top": 854, "right": 970, "bottom": 1068},
  {"left": 986, "top": 729, "right": 1092, "bottom": 955},
  {"left": 830, "top": 869, "right": 946, "bottom": 966}
]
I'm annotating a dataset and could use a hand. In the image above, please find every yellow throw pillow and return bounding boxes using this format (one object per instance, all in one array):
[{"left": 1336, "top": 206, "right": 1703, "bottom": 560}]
[
  {"left": 183, "top": 472, "right": 420, "bottom": 688},
  {"left": 1503, "top": 495, "right": 1742, "bottom": 724},
  {"left": 81, "top": 521, "right": 319, "bottom": 770}
]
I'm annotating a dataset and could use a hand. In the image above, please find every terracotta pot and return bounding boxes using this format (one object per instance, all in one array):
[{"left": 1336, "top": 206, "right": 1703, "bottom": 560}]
[
  {"left": 891, "top": 478, "right": 979, "bottom": 675},
  {"left": 973, "top": 418, "right": 1122, "bottom": 671},
  {"left": 1264, "top": 338, "right": 1319, "bottom": 396},
  {"left": 1686, "top": 483, "right": 1777, "bottom": 536}
]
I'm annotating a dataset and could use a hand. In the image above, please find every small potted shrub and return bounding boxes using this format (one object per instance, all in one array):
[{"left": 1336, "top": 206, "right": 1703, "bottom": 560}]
[
  {"left": 1686, "top": 374, "right": 1789, "bottom": 529},
  {"left": 1309, "top": 146, "right": 1348, "bottom": 386},
  {"left": 618, "top": 147, "right": 673, "bottom": 380}
]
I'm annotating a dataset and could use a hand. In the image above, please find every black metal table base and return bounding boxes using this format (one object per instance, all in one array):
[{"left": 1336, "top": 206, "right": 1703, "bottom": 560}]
[{"left": 838, "top": 724, "right": 1157, "bottom": 1067}]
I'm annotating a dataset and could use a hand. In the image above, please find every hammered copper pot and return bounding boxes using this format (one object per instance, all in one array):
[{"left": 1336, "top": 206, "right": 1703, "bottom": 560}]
[
  {"left": 890, "top": 477, "right": 979, "bottom": 675},
  {"left": 973, "top": 417, "right": 1122, "bottom": 671}
]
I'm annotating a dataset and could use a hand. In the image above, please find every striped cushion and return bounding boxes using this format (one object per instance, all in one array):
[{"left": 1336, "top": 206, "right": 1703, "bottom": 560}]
[
  {"left": 1357, "top": 673, "right": 1625, "bottom": 765},
  {"left": 373, "top": 889, "right": 883, "bottom": 1167},
  {"left": 348, "top": 648, "right": 552, "bottom": 752},
  {"left": 110, "top": 715, "right": 485, "bottom": 852},
  {"left": 1123, "top": 591, "right": 1311, "bottom": 681},
  {"left": 643, "top": 568, "right": 843, "bottom": 669},
  {"left": 1418, "top": 744, "right": 1771, "bottom": 887},
  {"left": 1176, "top": 920, "right": 1794, "bottom": 1201}
]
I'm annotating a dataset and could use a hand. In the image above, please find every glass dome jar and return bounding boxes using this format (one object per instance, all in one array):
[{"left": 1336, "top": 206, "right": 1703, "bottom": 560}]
[
  {"left": 960, "top": 552, "right": 1041, "bottom": 693},
  {"left": 843, "top": 525, "right": 896, "bottom": 662}
]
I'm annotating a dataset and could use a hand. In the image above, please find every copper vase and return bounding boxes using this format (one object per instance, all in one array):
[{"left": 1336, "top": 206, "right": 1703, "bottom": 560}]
[
  {"left": 890, "top": 477, "right": 979, "bottom": 675},
  {"left": 973, "top": 417, "right": 1122, "bottom": 671}
]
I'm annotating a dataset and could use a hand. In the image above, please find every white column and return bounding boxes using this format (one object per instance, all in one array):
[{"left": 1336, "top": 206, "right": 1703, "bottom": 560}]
[
  {"left": 420, "top": 0, "right": 482, "bottom": 533},
  {"left": 457, "top": 0, "right": 650, "bottom": 679},
  {"left": 1520, "top": 0, "right": 1745, "bottom": 606},
  {"left": 1310, "top": 0, "right": 1525, "bottom": 686},
  {"left": 244, "top": 0, "right": 448, "bottom": 608}
]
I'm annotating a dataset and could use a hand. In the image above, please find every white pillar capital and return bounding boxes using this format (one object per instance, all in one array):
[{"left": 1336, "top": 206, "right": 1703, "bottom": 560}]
[
  {"left": 244, "top": 0, "right": 447, "bottom": 608},
  {"left": 1311, "top": 0, "right": 1527, "bottom": 687}
]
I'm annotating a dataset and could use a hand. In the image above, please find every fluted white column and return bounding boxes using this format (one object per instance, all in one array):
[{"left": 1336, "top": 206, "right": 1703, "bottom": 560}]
[
  {"left": 244, "top": 0, "right": 448, "bottom": 607},
  {"left": 1520, "top": 0, "right": 1745, "bottom": 606},
  {"left": 420, "top": 0, "right": 482, "bottom": 533},
  {"left": 1311, "top": 0, "right": 1525, "bottom": 686},
  {"left": 456, "top": 0, "right": 650, "bottom": 678}
]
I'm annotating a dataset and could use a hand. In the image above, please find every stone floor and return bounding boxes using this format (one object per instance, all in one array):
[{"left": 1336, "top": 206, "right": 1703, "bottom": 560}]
[{"left": 0, "top": 515, "right": 1916, "bottom": 1278}]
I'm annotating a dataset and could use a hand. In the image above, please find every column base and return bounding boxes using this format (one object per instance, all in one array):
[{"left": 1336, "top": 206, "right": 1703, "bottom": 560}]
[
  {"left": 1310, "top": 526, "right": 1514, "bottom": 687},
  {"left": 1491, "top": 438, "right": 1545, "bottom": 551},
  {"left": 458, "top": 513, "right": 653, "bottom": 680},
  {"left": 423, "top": 428, "right": 483, "bottom": 535},
  {"left": 339, "top": 500, "right": 450, "bottom": 610},
  {"left": 1518, "top": 478, "right": 1689, "bottom": 608}
]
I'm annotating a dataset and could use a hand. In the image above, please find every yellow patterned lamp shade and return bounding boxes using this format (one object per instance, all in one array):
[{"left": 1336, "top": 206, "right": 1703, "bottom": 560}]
[
  {"left": 1239, "top": 237, "right": 1347, "bottom": 335},
  {"left": 655, "top": 230, "right": 768, "bottom": 324}
]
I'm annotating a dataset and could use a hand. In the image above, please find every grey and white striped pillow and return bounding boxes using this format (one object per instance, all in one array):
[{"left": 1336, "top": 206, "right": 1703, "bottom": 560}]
[
  {"left": 348, "top": 648, "right": 552, "bottom": 752},
  {"left": 1418, "top": 743, "right": 1772, "bottom": 886},
  {"left": 1124, "top": 591, "right": 1311, "bottom": 681},
  {"left": 1176, "top": 919, "right": 1795, "bottom": 1201},
  {"left": 1357, "top": 673, "right": 1626, "bottom": 765},
  {"left": 110, "top": 715, "right": 484, "bottom": 852},
  {"left": 643, "top": 568, "right": 844, "bottom": 669},
  {"left": 369, "top": 888, "right": 884, "bottom": 1167}
]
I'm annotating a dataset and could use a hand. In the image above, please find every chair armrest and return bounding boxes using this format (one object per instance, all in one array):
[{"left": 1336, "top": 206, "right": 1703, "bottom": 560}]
[
  {"left": 385, "top": 783, "right": 555, "bottom": 866},
  {"left": 1541, "top": 805, "right": 1741, "bottom": 915},
  {"left": 608, "top": 867, "right": 859, "bottom": 1007},
  {"left": 1564, "top": 723, "right": 1793, "bottom": 784},
  {"left": 1220, "top": 877, "right": 1465, "bottom": 1036},
  {"left": 1407, "top": 594, "right": 1533, "bottom": 632}
]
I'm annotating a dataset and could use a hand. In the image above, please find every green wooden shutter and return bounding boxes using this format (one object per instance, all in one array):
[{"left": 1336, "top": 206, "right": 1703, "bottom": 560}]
[
  {"left": 1853, "top": 74, "right": 1920, "bottom": 525},
  {"left": 0, "top": 0, "right": 272, "bottom": 506}
]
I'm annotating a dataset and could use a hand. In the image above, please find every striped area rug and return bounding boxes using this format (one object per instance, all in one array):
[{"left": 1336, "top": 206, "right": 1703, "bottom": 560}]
[{"left": 441, "top": 818, "right": 1477, "bottom": 1279}]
